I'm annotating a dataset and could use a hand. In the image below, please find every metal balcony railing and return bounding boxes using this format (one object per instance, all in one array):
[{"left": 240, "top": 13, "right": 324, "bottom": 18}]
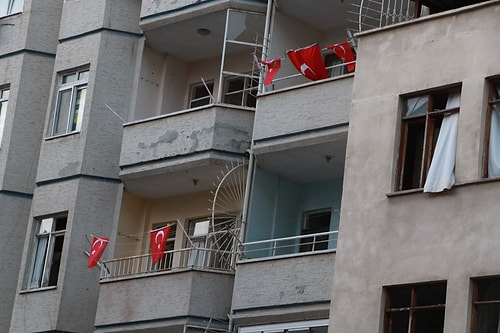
[
  {"left": 100, "top": 247, "right": 235, "bottom": 280},
  {"left": 240, "top": 230, "right": 338, "bottom": 261}
]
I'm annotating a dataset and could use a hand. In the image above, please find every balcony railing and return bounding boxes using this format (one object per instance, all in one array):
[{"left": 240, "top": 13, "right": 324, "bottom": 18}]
[
  {"left": 240, "top": 230, "right": 338, "bottom": 261},
  {"left": 100, "top": 247, "right": 236, "bottom": 280}
]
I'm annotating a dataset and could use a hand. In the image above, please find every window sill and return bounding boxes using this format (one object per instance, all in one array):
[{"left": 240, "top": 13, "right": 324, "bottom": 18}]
[
  {"left": 19, "top": 286, "right": 57, "bottom": 294},
  {"left": 44, "top": 131, "right": 81, "bottom": 141},
  {"left": 386, "top": 176, "right": 500, "bottom": 197}
]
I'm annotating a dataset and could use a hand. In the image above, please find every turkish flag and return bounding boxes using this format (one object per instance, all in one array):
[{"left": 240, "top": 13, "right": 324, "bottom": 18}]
[
  {"left": 327, "top": 41, "right": 356, "bottom": 72},
  {"left": 261, "top": 58, "right": 281, "bottom": 85},
  {"left": 149, "top": 225, "right": 171, "bottom": 265},
  {"left": 286, "top": 44, "right": 328, "bottom": 81},
  {"left": 88, "top": 236, "right": 109, "bottom": 268}
]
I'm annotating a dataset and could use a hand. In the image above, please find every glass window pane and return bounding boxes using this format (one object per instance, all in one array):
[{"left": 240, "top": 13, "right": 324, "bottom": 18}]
[
  {"left": 71, "top": 87, "right": 86, "bottom": 132},
  {"left": 388, "top": 286, "right": 412, "bottom": 308},
  {"left": 476, "top": 303, "right": 500, "bottom": 333},
  {"left": 48, "top": 235, "right": 65, "bottom": 286},
  {"left": 413, "top": 308, "right": 445, "bottom": 333},
  {"left": 9, "top": 0, "right": 23, "bottom": 14},
  {"left": 477, "top": 278, "right": 500, "bottom": 302},
  {"left": 416, "top": 283, "right": 446, "bottom": 306},
  {"left": 0, "top": 97, "right": 8, "bottom": 145},
  {"left": 78, "top": 70, "right": 89, "bottom": 81},
  {"left": 226, "top": 10, "right": 265, "bottom": 43},
  {"left": 406, "top": 96, "right": 428, "bottom": 117},
  {"left": 54, "top": 89, "right": 72, "bottom": 135},
  {"left": 387, "top": 311, "right": 409, "bottom": 333},
  {"left": 62, "top": 73, "right": 77, "bottom": 84},
  {"left": 29, "top": 235, "right": 49, "bottom": 289}
]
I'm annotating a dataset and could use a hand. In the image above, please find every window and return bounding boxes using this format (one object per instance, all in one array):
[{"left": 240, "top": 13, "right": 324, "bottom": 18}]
[
  {"left": 384, "top": 281, "right": 446, "bottom": 333},
  {"left": 28, "top": 215, "right": 67, "bottom": 290},
  {"left": 300, "top": 209, "right": 331, "bottom": 252},
  {"left": 397, "top": 88, "right": 461, "bottom": 191},
  {"left": 484, "top": 80, "right": 500, "bottom": 178},
  {"left": 189, "top": 81, "right": 214, "bottom": 108},
  {"left": 223, "top": 75, "right": 257, "bottom": 108},
  {"left": 239, "top": 319, "right": 328, "bottom": 333},
  {"left": 0, "top": 87, "right": 9, "bottom": 146},
  {"left": 0, "top": 0, "right": 23, "bottom": 17},
  {"left": 472, "top": 276, "right": 500, "bottom": 333},
  {"left": 187, "top": 217, "right": 234, "bottom": 269},
  {"left": 50, "top": 68, "right": 88, "bottom": 136},
  {"left": 324, "top": 54, "right": 346, "bottom": 78}
]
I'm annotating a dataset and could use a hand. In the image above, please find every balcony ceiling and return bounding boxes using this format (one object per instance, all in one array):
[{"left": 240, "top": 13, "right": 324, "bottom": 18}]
[
  {"left": 142, "top": 0, "right": 350, "bottom": 62},
  {"left": 256, "top": 138, "right": 347, "bottom": 184}
]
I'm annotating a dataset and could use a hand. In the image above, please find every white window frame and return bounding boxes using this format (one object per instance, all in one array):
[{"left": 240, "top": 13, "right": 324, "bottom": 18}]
[
  {"left": 0, "top": 0, "right": 23, "bottom": 17},
  {"left": 239, "top": 319, "right": 329, "bottom": 333},
  {"left": 50, "top": 69, "right": 89, "bottom": 137},
  {"left": 189, "top": 81, "right": 214, "bottom": 108},
  {"left": 223, "top": 74, "right": 257, "bottom": 108},
  {"left": 27, "top": 216, "right": 67, "bottom": 290},
  {"left": 0, "top": 87, "right": 9, "bottom": 146}
]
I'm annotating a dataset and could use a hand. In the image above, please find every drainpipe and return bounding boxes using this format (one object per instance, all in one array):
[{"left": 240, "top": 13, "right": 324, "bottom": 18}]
[{"left": 239, "top": 149, "right": 255, "bottom": 251}]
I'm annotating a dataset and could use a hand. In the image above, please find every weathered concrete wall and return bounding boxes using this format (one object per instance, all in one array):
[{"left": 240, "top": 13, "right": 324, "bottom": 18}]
[
  {"left": 232, "top": 253, "right": 334, "bottom": 325},
  {"left": 95, "top": 270, "right": 234, "bottom": 329},
  {"left": 10, "top": 178, "right": 122, "bottom": 332},
  {"left": 0, "top": 194, "right": 32, "bottom": 330},
  {"left": 330, "top": 2, "right": 500, "bottom": 333},
  {"left": 120, "top": 106, "right": 253, "bottom": 169},
  {"left": 254, "top": 77, "right": 352, "bottom": 141}
]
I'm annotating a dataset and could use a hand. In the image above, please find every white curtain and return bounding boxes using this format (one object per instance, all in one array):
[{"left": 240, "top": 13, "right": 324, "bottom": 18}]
[
  {"left": 488, "top": 86, "right": 500, "bottom": 177},
  {"left": 423, "top": 92, "right": 461, "bottom": 193},
  {"left": 28, "top": 236, "right": 48, "bottom": 289}
]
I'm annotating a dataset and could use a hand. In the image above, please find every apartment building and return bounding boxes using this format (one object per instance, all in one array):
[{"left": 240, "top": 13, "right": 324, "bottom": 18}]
[{"left": 1, "top": 0, "right": 499, "bottom": 332}]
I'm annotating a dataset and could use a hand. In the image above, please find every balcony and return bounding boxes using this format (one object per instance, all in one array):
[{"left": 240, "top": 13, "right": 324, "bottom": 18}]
[
  {"left": 119, "top": 105, "right": 253, "bottom": 198},
  {"left": 231, "top": 248, "right": 335, "bottom": 326},
  {"left": 95, "top": 257, "right": 234, "bottom": 332}
]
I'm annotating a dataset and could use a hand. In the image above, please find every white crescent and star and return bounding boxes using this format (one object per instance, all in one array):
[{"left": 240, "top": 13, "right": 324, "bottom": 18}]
[
  {"left": 91, "top": 238, "right": 106, "bottom": 255},
  {"left": 154, "top": 230, "right": 165, "bottom": 250}
]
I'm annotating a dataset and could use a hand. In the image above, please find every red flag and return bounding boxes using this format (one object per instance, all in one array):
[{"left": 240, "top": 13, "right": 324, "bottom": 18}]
[
  {"left": 88, "top": 236, "right": 109, "bottom": 268},
  {"left": 261, "top": 58, "right": 281, "bottom": 85},
  {"left": 286, "top": 44, "right": 328, "bottom": 81},
  {"left": 149, "top": 225, "right": 171, "bottom": 265},
  {"left": 327, "top": 41, "right": 356, "bottom": 72}
]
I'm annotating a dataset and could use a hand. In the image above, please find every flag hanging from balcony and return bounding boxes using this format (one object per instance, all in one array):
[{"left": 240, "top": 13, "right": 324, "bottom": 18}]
[
  {"left": 261, "top": 58, "right": 281, "bottom": 85},
  {"left": 88, "top": 236, "right": 109, "bottom": 268},
  {"left": 149, "top": 225, "right": 171, "bottom": 265},
  {"left": 327, "top": 41, "right": 356, "bottom": 72},
  {"left": 286, "top": 43, "right": 329, "bottom": 81}
]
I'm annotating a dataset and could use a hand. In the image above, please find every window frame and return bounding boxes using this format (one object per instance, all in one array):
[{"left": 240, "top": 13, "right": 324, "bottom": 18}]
[
  {"left": 188, "top": 81, "right": 214, "bottom": 109},
  {"left": 49, "top": 68, "right": 89, "bottom": 137},
  {"left": 384, "top": 281, "right": 447, "bottom": 333},
  {"left": 222, "top": 74, "right": 257, "bottom": 108},
  {"left": 397, "top": 87, "right": 461, "bottom": 191},
  {"left": 0, "top": 0, "right": 23, "bottom": 17},
  {"left": 471, "top": 276, "right": 500, "bottom": 333},
  {"left": 483, "top": 79, "right": 500, "bottom": 178},
  {"left": 27, "top": 215, "right": 67, "bottom": 290},
  {"left": 300, "top": 208, "right": 332, "bottom": 252},
  {"left": 0, "top": 86, "right": 9, "bottom": 146}
]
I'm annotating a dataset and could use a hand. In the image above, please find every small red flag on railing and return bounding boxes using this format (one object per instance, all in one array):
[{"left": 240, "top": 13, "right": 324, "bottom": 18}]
[
  {"left": 327, "top": 41, "right": 356, "bottom": 72},
  {"left": 149, "top": 225, "right": 171, "bottom": 265},
  {"left": 88, "top": 236, "right": 109, "bottom": 268},
  {"left": 261, "top": 58, "right": 281, "bottom": 85}
]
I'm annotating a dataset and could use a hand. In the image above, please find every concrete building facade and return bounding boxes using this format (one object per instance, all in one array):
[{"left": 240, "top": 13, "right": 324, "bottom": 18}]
[{"left": 1, "top": 0, "right": 499, "bottom": 332}]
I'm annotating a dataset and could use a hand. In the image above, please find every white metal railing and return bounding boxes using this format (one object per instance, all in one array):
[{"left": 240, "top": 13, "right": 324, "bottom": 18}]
[
  {"left": 240, "top": 230, "right": 338, "bottom": 261},
  {"left": 100, "top": 247, "right": 235, "bottom": 280},
  {"left": 264, "top": 62, "right": 355, "bottom": 92}
]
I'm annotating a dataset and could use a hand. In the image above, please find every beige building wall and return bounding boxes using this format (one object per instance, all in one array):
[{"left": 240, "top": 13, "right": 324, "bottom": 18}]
[{"left": 330, "top": 2, "right": 500, "bottom": 333}]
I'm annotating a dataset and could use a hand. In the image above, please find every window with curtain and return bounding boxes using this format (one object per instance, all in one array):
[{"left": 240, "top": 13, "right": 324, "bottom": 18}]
[
  {"left": 397, "top": 87, "right": 461, "bottom": 192},
  {"left": 472, "top": 276, "right": 500, "bottom": 333},
  {"left": 484, "top": 80, "right": 500, "bottom": 178},
  {"left": 0, "top": 0, "right": 23, "bottom": 17},
  {"left": 49, "top": 68, "right": 89, "bottom": 137},
  {"left": 28, "top": 215, "right": 67, "bottom": 290},
  {"left": 384, "top": 281, "right": 447, "bottom": 333},
  {"left": 0, "top": 86, "right": 9, "bottom": 146}
]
